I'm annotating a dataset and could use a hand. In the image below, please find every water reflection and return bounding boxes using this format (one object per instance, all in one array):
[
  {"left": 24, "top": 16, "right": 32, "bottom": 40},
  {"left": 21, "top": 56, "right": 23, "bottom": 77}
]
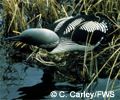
[
  {"left": 0, "top": 62, "right": 120, "bottom": 100},
  {"left": 15, "top": 68, "right": 55, "bottom": 99},
  {"left": 15, "top": 68, "right": 82, "bottom": 100},
  {"left": 0, "top": 62, "right": 43, "bottom": 100}
]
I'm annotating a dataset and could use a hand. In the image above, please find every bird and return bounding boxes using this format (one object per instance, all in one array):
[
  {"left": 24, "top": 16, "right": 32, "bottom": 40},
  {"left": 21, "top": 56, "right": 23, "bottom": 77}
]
[
  {"left": 50, "top": 13, "right": 117, "bottom": 53},
  {"left": 4, "top": 13, "right": 117, "bottom": 54},
  {"left": 4, "top": 28, "right": 60, "bottom": 51}
]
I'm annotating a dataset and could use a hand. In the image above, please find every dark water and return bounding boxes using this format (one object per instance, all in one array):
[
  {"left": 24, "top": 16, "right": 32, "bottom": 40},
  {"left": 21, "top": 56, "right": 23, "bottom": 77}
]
[
  {"left": 0, "top": 62, "right": 43, "bottom": 100},
  {"left": 0, "top": 61, "right": 120, "bottom": 100},
  {"left": 0, "top": 47, "right": 119, "bottom": 100}
]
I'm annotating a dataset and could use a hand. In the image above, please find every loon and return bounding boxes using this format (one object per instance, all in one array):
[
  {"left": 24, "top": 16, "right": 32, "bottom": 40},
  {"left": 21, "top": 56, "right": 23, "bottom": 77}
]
[
  {"left": 4, "top": 13, "right": 117, "bottom": 53},
  {"left": 50, "top": 13, "right": 117, "bottom": 53}
]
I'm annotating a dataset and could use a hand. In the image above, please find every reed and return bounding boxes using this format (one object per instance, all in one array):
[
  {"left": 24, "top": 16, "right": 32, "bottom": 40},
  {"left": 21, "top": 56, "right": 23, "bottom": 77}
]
[{"left": 1, "top": 0, "right": 120, "bottom": 92}]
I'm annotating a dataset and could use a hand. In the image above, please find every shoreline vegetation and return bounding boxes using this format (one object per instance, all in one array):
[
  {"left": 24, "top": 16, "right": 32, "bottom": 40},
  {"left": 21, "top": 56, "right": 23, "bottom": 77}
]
[{"left": 0, "top": 0, "right": 120, "bottom": 92}]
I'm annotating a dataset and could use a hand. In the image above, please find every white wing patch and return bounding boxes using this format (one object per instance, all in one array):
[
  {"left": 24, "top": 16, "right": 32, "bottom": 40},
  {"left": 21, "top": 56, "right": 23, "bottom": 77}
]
[
  {"left": 80, "top": 21, "right": 108, "bottom": 33},
  {"left": 54, "top": 16, "right": 73, "bottom": 32},
  {"left": 63, "top": 18, "right": 84, "bottom": 35}
]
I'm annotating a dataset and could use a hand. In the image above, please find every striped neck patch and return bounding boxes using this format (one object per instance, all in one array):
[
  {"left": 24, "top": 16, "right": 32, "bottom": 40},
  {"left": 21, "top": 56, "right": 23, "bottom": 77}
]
[
  {"left": 63, "top": 18, "right": 84, "bottom": 35},
  {"left": 54, "top": 17, "right": 73, "bottom": 32}
]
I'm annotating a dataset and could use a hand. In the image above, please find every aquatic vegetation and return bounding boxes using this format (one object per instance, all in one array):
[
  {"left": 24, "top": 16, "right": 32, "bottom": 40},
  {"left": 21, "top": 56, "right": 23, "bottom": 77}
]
[{"left": 1, "top": 0, "right": 120, "bottom": 94}]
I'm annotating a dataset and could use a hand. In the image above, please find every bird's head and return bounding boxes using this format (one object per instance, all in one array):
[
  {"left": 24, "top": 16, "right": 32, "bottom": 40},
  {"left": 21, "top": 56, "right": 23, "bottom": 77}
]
[{"left": 4, "top": 28, "right": 60, "bottom": 51}]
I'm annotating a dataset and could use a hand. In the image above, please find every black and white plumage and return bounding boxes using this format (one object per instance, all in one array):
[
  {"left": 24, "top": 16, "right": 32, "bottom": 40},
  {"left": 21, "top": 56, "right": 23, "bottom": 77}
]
[
  {"left": 50, "top": 13, "right": 116, "bottom": 53},
  {"left": 4, "top": 14, "right": 117, "bottom": 54},
  {"left": 53, "top": 15, "right": 85, "bottom": 38},
  {"left": 72, "top": 21, "right": 108, "bottom": 45},
  {"left": 52, "top": 14, "right": 101, "bottom": 37}
]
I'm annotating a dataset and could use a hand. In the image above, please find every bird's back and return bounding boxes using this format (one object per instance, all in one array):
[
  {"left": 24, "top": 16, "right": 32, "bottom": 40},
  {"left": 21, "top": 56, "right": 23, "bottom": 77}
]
[{"left": 53, "top": 13, "right": 117, "bottom": 46}]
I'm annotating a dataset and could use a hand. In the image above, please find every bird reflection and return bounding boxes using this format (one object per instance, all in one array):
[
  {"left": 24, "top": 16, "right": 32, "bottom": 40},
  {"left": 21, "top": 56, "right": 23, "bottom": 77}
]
[
  {"left": 15, "top": 68, "right": 55, "bottom": 100},
  {"left": 14, "top": 68, "right": 81, "bottom": 100}
]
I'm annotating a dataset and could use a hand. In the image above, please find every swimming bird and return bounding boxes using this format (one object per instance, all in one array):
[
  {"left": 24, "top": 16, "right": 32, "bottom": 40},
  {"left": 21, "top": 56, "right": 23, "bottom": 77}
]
[{"left": 4, "top": 13, "right": 117, "bottom": 54}]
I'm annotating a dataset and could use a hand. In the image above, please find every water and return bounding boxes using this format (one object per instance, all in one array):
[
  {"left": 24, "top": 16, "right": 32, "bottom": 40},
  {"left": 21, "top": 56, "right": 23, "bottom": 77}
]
[
  {"left": 0, "top": 62, "right": 43, "bottom": 100},
  {"left": 0, "top": 62, "right": 120, "bottom": 100},
  {"left": 0, "top": 41, "right": 120, "bottom": 100}
]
